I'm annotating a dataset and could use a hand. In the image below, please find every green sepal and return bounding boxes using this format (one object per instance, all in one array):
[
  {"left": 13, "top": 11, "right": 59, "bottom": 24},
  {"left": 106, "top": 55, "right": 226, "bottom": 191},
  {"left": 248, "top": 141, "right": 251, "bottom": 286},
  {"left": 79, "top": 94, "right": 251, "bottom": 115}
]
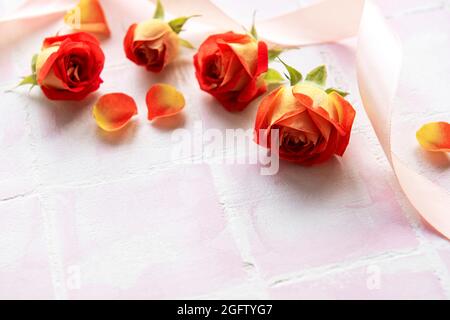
[
  {"left": 168, "top": 15, "right": 199, "bottom": 34},
  {"left": 12, "top": 54, "right": 39, "bottom": 91},
  {"left": 263, "top": 68, "right": 285, "bottom": 85},
  {"left": 179, "top": 38, "right": 195, "bottom": 49},
  {"left": 10, "top": 74, "right": 38, "bottom": 93},
  {"left": 305, "top": 65, "right": 327, "bottom": 87},
  {"left": 278, "top": 58, "right": 303, "bottom": 86},
  {"left": 268, "top": 48, "right": 283, "bottom": 62},
  {"left": 19, "top": 74, "right": 37, "bottom": 86},
  {"left": 249, "top": 11, "right": 258, "bottom": 40},
  {"left": 31, "top": 54, "right": 38, "bottom": 74},
  {"left": 153, "top": 0, "right": 164, "bottom": 20},
  {"left": 326, "top": 88, "right": 349, "bottom": 98}
]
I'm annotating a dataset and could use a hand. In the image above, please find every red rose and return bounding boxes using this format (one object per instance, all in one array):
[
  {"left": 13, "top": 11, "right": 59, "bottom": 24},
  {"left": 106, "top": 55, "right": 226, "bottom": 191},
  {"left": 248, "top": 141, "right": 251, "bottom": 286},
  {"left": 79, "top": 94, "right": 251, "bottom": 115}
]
[
  {"left": 194, "top": 32, "right": 268, "bottom": 112},
  {"left": 255, "top": 83, "right": 356, "bottom": 166},
  {"left": 35, "top": 32, "right": 105, "bottom": 101}
]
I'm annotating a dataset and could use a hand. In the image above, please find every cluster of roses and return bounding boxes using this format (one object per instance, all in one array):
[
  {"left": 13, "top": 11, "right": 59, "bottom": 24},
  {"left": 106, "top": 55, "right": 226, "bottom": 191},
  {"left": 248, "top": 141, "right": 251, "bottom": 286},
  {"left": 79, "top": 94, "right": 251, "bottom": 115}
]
[{"left": 20, "top": 0, "right": 448, "bottom": 164}]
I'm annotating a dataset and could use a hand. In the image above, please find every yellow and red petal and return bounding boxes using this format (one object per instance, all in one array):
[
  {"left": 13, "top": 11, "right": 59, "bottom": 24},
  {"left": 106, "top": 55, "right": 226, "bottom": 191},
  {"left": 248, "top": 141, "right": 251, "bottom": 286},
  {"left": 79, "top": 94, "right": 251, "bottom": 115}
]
[
  {"left": 146, "top": 84, "right": 185, "bottom": 121},
  {"left": 64, "top": 0, "right": 110, "bottom": 37},
  {"left": 93, "top": 93, "right": 138, "bottom": 131},
  {"left": 226, "top": 38, "right": 259, "bottom": 76},
  {"left": 134, "top": 19, "right": 173, "bottom": 42},
  {"left": 416, "top": 122, "right": 450, "bottom": 152}
]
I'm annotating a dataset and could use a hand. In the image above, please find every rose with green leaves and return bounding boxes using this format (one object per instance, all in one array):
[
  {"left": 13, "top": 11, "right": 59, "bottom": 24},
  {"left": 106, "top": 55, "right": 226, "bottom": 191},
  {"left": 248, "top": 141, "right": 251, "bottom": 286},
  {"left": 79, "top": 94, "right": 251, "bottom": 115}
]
[{"left": 255, "top": 62, "right": 356, "bottom": 166}]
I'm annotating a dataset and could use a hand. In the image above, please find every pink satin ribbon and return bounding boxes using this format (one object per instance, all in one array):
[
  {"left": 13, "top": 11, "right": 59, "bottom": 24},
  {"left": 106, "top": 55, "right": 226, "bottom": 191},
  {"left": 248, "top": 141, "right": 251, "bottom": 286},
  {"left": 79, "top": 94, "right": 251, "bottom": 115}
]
[{"left": 1, "top": 0, "right": 448, "bottom": 238}]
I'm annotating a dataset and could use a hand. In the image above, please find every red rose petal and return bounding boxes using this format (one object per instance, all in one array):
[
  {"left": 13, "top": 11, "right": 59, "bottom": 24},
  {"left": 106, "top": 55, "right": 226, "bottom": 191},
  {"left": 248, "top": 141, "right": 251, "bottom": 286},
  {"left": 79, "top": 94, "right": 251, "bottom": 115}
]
[
  {"left": 146, "top": 84, "right": 185, "bottom": 121},
  {"left": 93, "top": 93, "right": 138, "bottom": 131}
]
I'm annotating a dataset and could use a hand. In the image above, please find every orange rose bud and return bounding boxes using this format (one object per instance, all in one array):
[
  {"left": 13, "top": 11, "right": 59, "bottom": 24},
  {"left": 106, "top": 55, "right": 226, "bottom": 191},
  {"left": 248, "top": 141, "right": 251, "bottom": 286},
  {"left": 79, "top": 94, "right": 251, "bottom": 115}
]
[
  {"left": 194, "top": 32, "right": 268, "bottom": 112},
  {"left": 255, "top": 83, "right": 356, "bottom": 166},
  {"left": 93, "top": 93, "right": 138, "bottom": 132},
  {"left": 64, "top": 0, "right": 110, "bottom": 37},
  {"left": 416, "top": 122, "right": 450, "bottom": 152},
  {"left": 124, "top": 19, "right": 180, "bottom": 73},
  {"left": 146, "top": 84, "right": 185, "bottom": 121}
]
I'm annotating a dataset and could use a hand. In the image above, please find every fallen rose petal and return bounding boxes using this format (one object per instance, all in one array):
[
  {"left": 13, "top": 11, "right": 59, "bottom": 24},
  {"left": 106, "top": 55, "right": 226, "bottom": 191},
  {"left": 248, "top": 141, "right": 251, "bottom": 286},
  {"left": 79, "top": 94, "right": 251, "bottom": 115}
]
[
  {"left": 146, "top": 84, "right": 185, "bottom": 120},
  {"left": 65, "top": 0, "right": 111, "bottom": 37},
  {"left": 93, "top": 93, "right": 138, "bottom": 131},
  {"left": 416, "top": 121, "right": 450, "bottom": 152}
]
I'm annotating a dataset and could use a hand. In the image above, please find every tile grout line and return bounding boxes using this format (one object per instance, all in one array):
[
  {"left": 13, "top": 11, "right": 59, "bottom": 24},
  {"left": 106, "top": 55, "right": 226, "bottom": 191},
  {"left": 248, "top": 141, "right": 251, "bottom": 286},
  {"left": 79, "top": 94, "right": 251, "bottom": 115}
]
[
  {"left": 268, "top": 246, "right": 423, "bottom": 287},
  {"left": 384, "top": 1, "right": 447, "bottom": 20},
  {"left": 207, "top": 163, "right": 269, "bottom": 298}
]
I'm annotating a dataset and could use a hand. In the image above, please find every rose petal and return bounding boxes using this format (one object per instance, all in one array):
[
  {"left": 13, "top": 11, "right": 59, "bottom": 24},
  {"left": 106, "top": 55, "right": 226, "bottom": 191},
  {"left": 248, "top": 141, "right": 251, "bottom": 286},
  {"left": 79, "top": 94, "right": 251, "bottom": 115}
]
[
  {"left": 133, "top": 19, "right": 173, "bottom": 42},
  {"left": 65, "top": 0, "right": 110, "bottom": 37},
  {"left": 416, "top": 122, "right": 450, "bottom": 152},
  {"left": 146, "top": 84, "right": 185, "bottom": 121},
  {"left": 93, "top": 93, "right": 138, "bottom": 131},
  {"left": 292, "top": 83, "right": 356, "bottom": 155},
  {"left": 226, "top": 39, "right": 258, "bottom": 76}
]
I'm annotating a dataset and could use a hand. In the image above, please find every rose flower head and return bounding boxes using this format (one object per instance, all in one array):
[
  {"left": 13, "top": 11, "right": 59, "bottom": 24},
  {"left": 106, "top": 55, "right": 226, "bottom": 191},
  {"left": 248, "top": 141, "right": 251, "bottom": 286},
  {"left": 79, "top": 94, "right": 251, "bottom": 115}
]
[
  {"left": 194, "top": 31, "right": 269, "bottom": 112},
  {"left": 124, "top": 0, "right": 197, "bottom": 73},
  {"left": 255, "top": 61, "right": 356, "bottom": 166},
  {"left": 17, "top": 32, "right": 105, "bottom": 101}
]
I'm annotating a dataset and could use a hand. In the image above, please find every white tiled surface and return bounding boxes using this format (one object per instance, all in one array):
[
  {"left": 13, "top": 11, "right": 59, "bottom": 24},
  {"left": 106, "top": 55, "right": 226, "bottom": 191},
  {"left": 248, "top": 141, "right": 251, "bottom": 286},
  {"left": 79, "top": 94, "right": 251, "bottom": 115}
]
[{"left": 0, "top": 0, "right": 449, "bottom": 299}]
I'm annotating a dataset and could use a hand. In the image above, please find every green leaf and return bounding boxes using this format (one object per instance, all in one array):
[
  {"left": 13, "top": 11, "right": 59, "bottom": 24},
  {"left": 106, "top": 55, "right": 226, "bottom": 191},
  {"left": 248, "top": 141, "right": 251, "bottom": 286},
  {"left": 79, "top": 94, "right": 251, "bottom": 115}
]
[
  {"left": 168, "top": 15, "right": 199, "bottom": 34},
  {"left": 153, "top": 0, "right": 164, "bottom": 20},
  {"left": 263, "top": 68, "right": 285, "bottom": 85},
  {"left": 305, "top": 65, "right": 327, "bottom": 87},
  {"left": 249, "top": 11, "right": 258, "bottom": 40},
  {"left": 179, "top": 38, "right": 195, "bottom": 49},
  {"left": 326, "top": 88, "right": 349, "bottom": 97},
  {"left": 278, "top": 58, "right": 303, "bottom": 86},
  {"left": 268, "top": 48, "right": 283, "bottom": 61}
]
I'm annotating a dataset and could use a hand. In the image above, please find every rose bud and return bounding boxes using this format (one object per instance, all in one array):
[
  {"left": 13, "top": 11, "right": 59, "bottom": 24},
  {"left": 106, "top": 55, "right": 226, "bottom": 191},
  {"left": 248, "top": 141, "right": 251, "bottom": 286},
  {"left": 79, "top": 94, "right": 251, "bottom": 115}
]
[
  {"left": 124, "top": 19, "right": 180, "bottom": 73},
  {"left": 123, "top": 1, "right": 196, "bottom": 73},
  {"left": 194, "top": 32, "right": 269, "bottom": 112},
  {"left": 255, "top": 78, "right": 356, "bottom": 166},
  {"left": 29, "top": 32, "right": 104, "bottom": 100}
]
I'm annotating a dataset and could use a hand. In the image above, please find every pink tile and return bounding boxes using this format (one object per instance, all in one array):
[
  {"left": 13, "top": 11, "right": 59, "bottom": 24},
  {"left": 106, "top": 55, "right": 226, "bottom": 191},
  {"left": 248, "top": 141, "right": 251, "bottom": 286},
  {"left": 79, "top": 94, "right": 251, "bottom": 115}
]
[
  {"left": 0, "top": 196, "right": 54, "bottom": 299},
  {"left": 269, "top": 254, "right": 445, "bottom": 300},
  {"left": 50, "top": 165, "right": 247, "bottom": 299},
  {"left": 213, "top": 134, "right": 418, "bottom": 278}
]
